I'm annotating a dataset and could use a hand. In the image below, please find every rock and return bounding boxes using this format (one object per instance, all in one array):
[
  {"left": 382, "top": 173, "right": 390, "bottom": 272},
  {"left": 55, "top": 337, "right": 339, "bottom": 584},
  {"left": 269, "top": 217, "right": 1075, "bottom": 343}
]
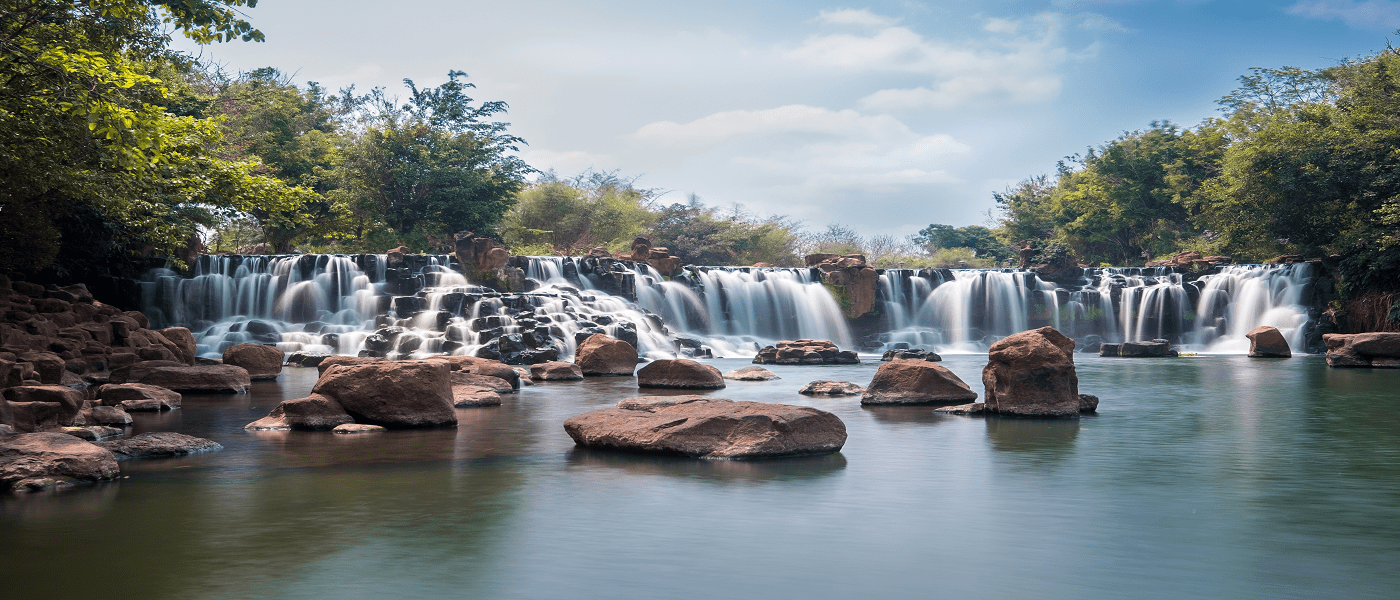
[
  {"left": 221, "top": 343, "right": 284, "bottom": 380},
  {"left": 1102, "top": 340, "right": 1176, "bottom": 357},
  {"left": 3, "top": 385, "right": 85, "bottom": 431},
  {"left": 0, "top": 432, "right": 120, "bottom": 491},
  {"left": 637, "top": 359, "right": 725, "bottom": 389},
  {"left": 563, "top": 397, "right": 847, "bottom": 459},
  {"left": 798, "top": 380, "right": 865, "bottom": 396},
  {"left": 982, "top": 327, "right": 1088, "bottom": 417},
  {"left": 575, "top": 333, "right": 638, "bottom": 376},
  {"left": 881, "top": 349, "right": 942, "bottom": 362},
  {"left": 530, "top": 361, "right": 584, "bottom": 381},
  {"left": 466, "top": 360, "right": 520, "bottom": 389},
  {"left": 450, "top": 371, "right": 515, "bottom": 393},
  {"left": 61, "top": 426, "right": 123, "bottom": 441},
  {"left": 245, "top": 393, "right": 352, "bottom": 431},
  {"left": 1246, "top": 326, "right": 1292, "bottom": 358},
  {"left": 1350, "top": 332, "right": 1400, "bottom": 357},
  {"left": 1325, "top": 333, "right": 1400, "bottom": 368},
  {"left": 332, "top": 423, "right": 387, "bottom": 434},
  {"left": 124, "top": 364, "right": 251, "bottom": 393},
  {"left": 723, "top": 366, "right": 780, "bottom": 381},
  {"left": 96, "top": 383, "right": 181, "bottom": 411},
  {"left": 158, "top": 327, "right": 197, "bottom": 364},
  {"left": 753, "top": 339, "right": 860, "bottom": 365},
  {"left": 317, "top": 355, "right": 385, "bottom": 374},
  {"left": 82, "top": 406, "right": 133, "bottom": 427},
  {"left": 861, "top": 361, "right": 977, "bottom": 405},
  {"left": 17, "top": 351, "right": 65, "bottom": 384},
  {"left": 287, "top": 351, "right": 331, "bottom": 368},
  {"left": 1078, "top": 394, "right": 1100, "bottom": 413},
  {"left": 452, "top": 385, "right": 502, "bottom": 407},
  {"left": 934, "top": 403, "right": 985, "bottom": 414},
  {"left": 96, "top": 432, "right": 223, "bottom": 459},
  {"left": 311, "top": 361, "right": 457, "bottom": 428}
]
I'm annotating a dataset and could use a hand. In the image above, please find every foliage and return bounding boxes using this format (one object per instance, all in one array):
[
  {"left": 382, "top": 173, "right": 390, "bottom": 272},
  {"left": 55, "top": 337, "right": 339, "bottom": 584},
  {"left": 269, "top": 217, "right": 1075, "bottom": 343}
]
[
  {"left": 648, "top": 198, "right": 802, "bottom": 266},
  {"left": 500, "top": 170, "right": 658, "bottom": 255},
  {"left": 913, "top": 223, "right": 1015, "bottom": 263}
]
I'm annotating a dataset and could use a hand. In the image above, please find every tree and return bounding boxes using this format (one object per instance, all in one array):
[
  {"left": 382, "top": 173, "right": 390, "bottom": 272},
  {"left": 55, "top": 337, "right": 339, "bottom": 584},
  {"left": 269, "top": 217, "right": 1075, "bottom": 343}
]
[
  {"left": 648, "top": 197, "right": 802, "bottom": 266},
  {"left": 333, "top": 72, "right": 532, "bottom": 249},
  {"left": 499, "top": 170, "right": 659, "bottom": 255}
]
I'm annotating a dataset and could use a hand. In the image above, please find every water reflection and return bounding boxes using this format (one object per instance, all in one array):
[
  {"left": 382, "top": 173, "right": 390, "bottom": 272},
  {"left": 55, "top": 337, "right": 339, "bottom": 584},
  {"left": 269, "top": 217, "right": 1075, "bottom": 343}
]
[
  {"left": 860, "top": 405, "right": 958, "bottom": 426},
  {"left": 566, "top": 447, "right": 847, "bottom": 483},
  {"left": 984, "top": 417, "right": 1081, "bottom": 467}
]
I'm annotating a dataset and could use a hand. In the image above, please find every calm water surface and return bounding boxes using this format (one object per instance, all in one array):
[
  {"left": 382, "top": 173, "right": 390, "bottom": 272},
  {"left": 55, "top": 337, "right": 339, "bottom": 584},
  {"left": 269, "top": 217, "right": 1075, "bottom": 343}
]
[{"left": 3, "top": 355, "right": 1398, "bottom": 599}]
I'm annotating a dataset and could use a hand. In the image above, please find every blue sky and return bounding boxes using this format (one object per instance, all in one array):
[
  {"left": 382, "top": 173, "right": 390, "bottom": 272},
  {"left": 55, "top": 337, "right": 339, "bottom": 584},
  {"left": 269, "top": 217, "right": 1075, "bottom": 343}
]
[{"left": 178, "top": 0, "right": 1394, "bottom": 238}]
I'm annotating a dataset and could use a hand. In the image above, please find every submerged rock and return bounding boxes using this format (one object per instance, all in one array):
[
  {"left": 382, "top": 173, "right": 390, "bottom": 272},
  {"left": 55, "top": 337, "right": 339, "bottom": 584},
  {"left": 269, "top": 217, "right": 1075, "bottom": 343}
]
[
  {"left": 798, "top": 380, "right": 865, "bottom": 396},
  {"left": 564, "top": 396, "right": 846, "bottom": 458},
  {"left": 880, "top": 349, "right": 941, "bottom": 362},
  {"left": 332, "top": 423, "right": 386, "bottom": 434},
  {"left": 934, "top": 403, "right": 985, "bottom": 414},
  {"left": 860, "top": 361, "right": 978, "bottom": 405},
  {"left": 723, "top": 366, "right": 780, "bottom": 381}
]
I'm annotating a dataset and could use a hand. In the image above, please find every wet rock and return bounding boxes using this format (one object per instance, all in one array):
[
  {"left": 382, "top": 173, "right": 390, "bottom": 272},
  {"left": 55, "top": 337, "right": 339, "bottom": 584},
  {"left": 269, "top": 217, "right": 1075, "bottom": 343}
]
[
  {"left": 0, "top": 432, "right": 120, "bottom": 491},
  {"left": 311, "top": 361, "right": 457, "bottom": 428},
  {"left": 82, "top": 406, "right": 133, "bottom": 427},
  {"left": 1246, "top": 326, "right": 1292, "bottom": 358},
  {"left": 530, "top": 361, "right": 584, "bottom": 381},
  {"left": 96, "top": 432, "right": 223, "bottom": 459},
  {"left": 637, "top": 359, "right": 725, "bottom": 389},
  {"left": 575, "top": 333, "right": 638, "bottom": 376},
  {"left": 723, "top": 366, "right": 780, "bottom": 381},
  {"left": 799, "top": 380, "right": 865, "bottom": 396},
  {"left": 245, "top": 393, "right": 352, "bottom": 431},
  {"left": 60, "top": 426, "right": 123, "bottom": 441},
  {"left": 97, "top": 383, "right": 181, "bottom": 411},
  {"left": 450, "top": 371, "right": 515, "bottom": 393},
  {"left": 880, "top": 349, "right": 942, "bottom": 362},
  {"left": 332, "top": 423, "right": 386, "bottom": 434},
  {"left": 753, "top": 339, "right": 859, "bottom": 365},
  {"left": 861, "top": 361, "right": 977, "bottom": 405},
  {"left": 3, "top": 385, "right": 85, "bottom": 431},
  {"left": 982, "top": 326, "right": 1088, "bottom": 417},
  {"left": 316, "top": 355, "right": 385, "bottom": 374},
  {"left": 122, "top": 364, "right": 251, "bottom": 393},
  {"left": 452, "top": 385, "right": 502, "bottom": 407},
  {"left": 564, "top": 397, "right": 846, "bottom": 459},
  {"left": 1101, "top": 340, "right": 1176, "bottom": 357},
  {"left": 934, "top": 403, "right": 985, "bottom": 414},
  {"left": 222, "top": 343, "right": 285, "bottom": 380}
]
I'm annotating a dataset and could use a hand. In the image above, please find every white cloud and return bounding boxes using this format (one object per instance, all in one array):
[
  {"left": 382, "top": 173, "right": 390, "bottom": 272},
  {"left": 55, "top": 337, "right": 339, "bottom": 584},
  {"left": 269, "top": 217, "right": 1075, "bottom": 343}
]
[
  {"left": 1287, "top": 0, "right": 1400, "bottom": 28},
  {"left": 515, "top": 148, "right": 618, "bottom": 179},
  {"left": 815, "top": 8, "right": 899, "bottom": 28},
  {"left": 785, "top": 12, "right": 1084, "bottom": 110}
]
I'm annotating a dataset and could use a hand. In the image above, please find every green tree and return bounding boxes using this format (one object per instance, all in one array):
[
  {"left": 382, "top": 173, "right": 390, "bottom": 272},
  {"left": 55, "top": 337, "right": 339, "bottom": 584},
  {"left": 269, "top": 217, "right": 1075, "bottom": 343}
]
[
  {"left": 648, "top": 198, "right": 801, "bottom": 266},
  {"left": 500, "top": 170, "right": 658, "bottom": 255}
]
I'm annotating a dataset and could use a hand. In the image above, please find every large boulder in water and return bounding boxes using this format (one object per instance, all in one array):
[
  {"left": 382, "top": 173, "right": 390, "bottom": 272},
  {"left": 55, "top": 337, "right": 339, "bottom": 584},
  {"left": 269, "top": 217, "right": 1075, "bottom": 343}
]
[
  {"left": 860, "top": 361, "right": 977, "bottom": 405},
  {"left": 1325, "top": 333, "right": 1400, "bottom": 368},
  {"left": 637, "top": 359, "right": 725, "bottom": 389},
  {"left": 222, "top": 343, "right": 284, "bottom": 380},
  {"left": 982, "top": 327, "right": 1087, "bottom": 417},
  {"left": 1246, "top": 326, "right": 1292, "bottom": 358},
  {"left": 575, "top": 334, "right": 638, "bottom": 376},
  {"left": 0, "top": 432, "right": 120, "bottom": 491},
  {"left": 310, "top": 361, "right": 456, "bottom": 428},
  {"left": 563, "top": 396, "right": 846, "bottom": 458}
]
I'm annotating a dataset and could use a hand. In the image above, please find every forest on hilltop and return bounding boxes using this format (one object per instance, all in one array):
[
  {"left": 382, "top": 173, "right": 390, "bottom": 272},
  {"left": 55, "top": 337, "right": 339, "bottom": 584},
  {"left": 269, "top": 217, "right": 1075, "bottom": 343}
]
[{"left": 2, "top": 0, "right": 1397, "bottom": 321}]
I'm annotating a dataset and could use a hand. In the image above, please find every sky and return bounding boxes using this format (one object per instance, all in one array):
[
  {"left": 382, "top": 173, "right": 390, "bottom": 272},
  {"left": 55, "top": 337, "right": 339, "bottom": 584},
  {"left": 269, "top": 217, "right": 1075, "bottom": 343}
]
[{"left": 176, "top": 0, "right": 1393, "bottom": 239}]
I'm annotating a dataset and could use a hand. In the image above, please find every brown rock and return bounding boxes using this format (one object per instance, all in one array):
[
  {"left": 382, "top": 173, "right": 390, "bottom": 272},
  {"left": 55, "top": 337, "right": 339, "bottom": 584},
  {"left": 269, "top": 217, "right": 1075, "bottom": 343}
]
[
  {"left": 860, "top": 361, "right": 978, "bottom": 405},
  {"left": 1350, "top": 332, "right": 1400, "bottom": 358},
  {"left": 127, "top": 364, "right": 251, "bottom": 394},
  {"left": 0, "top": 432, "right": 120, "bottom": 490},
  {"left": 799, "top": 380, "right": 865, "bottom": 396},
  {"left": 1246, "top": 326, "right": 1292, "bottom": 358},
  {"left": 82, "top": 406, "right": 133, "bottom": 426},
  {"left": 96, "top": 432, "right": 222, "bottom": 459},
  {"left": 3, "top": 385, "right": 85, "bottom": 429},
  {"left": 452, "top": 385, "right": 502, "bottom": 407},
  {"left": 530, "top": 361, "right": 584, "bottom": 381},
  {"left": 222, "top": 343, "right": 284, "bottom": 380},
  {"left": 158, "top": 327, "right": 198, "bottom": 364},
  {"left": 450, "top": 371, "right": 514, "bottom": 393},
  {"left": 563, "top": 397, "right": 847, "bottom": 458},
  {"left": 245, "top": 393, "right": 353, "bottom": 431},
  {"left": 637, "top": 359, "right": 725, "bottom": 389},
  {"left": 982, "top": 326, "right": 1084, "bottom": 417},
  {"left": 17, "top": 351, "right": 65, "bottom": 384},
  {"left": 312, "top": 361, "right": 456, "bottom": 428},
  {"left": 723, "top": 366, "right": 780, "bottom": 381},
  {"left": 61, "top": 426, "right": 123, "bottom": 441},
  {"left": 575, "top": 334, "right": 638, "bottom": 376},
  {"left": 934, "top": 402, "right": 986, "bottom": 414},
  {"left": 97, "top": 383, "right": 181, "bottom": 411},
  {"left": 332, "top": 423, "right": 386, "bottom": 434},
  {"left": 466, "top": 360, "right": 519, "bottom": 389},
  {"left": 317, "top": 355, "right": 384, "bottom": 375},
  {"left": 752, "top": 340, "right": 859, "bottom": 365}
]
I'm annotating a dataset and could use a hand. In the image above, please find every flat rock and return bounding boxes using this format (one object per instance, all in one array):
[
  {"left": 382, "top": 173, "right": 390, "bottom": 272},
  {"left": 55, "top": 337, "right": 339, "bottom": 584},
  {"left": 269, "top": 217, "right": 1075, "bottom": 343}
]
[
  {"left": 723, "top": 366, "right": 780, "bottom": 381},
  {"left": 799, "top": 380, "right": 865, "bottom": 396},
  {"left": 127, "top": 364, "right": 251, "bottom": 393},
  {"left": 450, "top": 371, "right": 514, "bottom": 393},
  {"left": 861, "top": 361, "right": 978, "bottom": 405},
  {"left": 452, "top": 385, "right": 502, "bottom": 407},
  {"left": 96, "top": 432, "right": 223, "bottom": 459},
  {"left": 0, "top": 432, "right": 120, "bottom": 491},
  {"left": 82, "top": 406, "right": 133, "bottom": 427},
  {"left": 60, "top": 426, "right": 124, "bottom": 441},
  {"left": 332, "top": 423, "right": 387, "bottom": 434},
  {"left": 934, "top": 403, "right": 985, "bottom": 414},
  {"left": 564, "top": 397, "right": 846, "bottom": 459},
  {"left": 96, "top": 383, "right": 181, "bottom": 411}
]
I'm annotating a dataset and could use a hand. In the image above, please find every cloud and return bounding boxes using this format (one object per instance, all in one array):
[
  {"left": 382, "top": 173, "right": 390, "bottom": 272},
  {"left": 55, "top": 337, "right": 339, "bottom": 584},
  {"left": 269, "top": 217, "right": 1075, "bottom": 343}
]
[
  {"left": 1287, "top": 0, "right": 1400, "bottom": 28},
  {"left": 784, "top": 12, "right": 1084, "bottom": 110},
  {"left": 515, "top": 148, "right": 618, "bottom": 178},
  {"left": 815, "top": 8, "right": 899, "bottom": 28}
]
